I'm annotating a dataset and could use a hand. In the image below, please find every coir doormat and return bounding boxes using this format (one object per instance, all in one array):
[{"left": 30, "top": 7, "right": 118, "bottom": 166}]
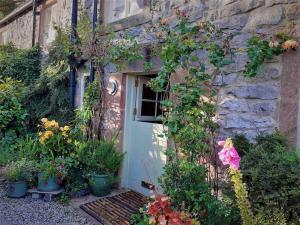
[{"left": 80, "top": 190, "right": 149, "bottom": 225}]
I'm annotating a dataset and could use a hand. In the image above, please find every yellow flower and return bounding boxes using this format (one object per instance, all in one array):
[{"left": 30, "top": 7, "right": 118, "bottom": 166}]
[
  {"left": 50, "top": 120, "right": 59, "bottom": 128},
  {"left": 62, "top": 131, "right": 68, "bottom": 137},
  {"left": 44, "top": 130, "right": 54, "bottom": 138},
  {"left": 67, "top": 139, "right": 72, "bottom": 144},
  {"left": 44, "top": 120, "right": 59, "bottom": 129},
  {"left": 39, "top": 136, "right": 46, "bottom": 144},
  {"left": 63, "top": 126, "right": 70, "bottom": 131}
]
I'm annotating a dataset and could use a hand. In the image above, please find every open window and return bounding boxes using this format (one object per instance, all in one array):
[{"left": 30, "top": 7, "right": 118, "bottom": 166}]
[{"left": 134, "top": 75, "right": 168, "bottom": 123}]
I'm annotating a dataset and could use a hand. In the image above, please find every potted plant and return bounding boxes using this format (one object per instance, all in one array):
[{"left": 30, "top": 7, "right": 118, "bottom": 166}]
[
  {"left": 78, "top": 139, "right": 125, "bottom": 197},
  {"left": 4, "top": 159, "right": 34, "bottom": 198},
  {"left": 37, "top": 157, "right": 70, "bottom": 192}
]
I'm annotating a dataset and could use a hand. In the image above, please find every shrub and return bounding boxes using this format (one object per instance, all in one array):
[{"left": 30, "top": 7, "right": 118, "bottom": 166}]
[
  {"left": 239, "top": 132, "right": 300, "bottom": 223},
  {"left": 0, "top": 77, "right": 27, "bottom": 136},
  {"left": 4, "top": 159, "right": 35, "bottom": 182},
  {"left": 254, "top": 208, "right": 287, "bottom": 225},
  {"left": 0, "top": 44, "right": 41, "bottom": 85},
  {"left": 159, "top": 156, "right": 239, "bottom": 225},
  {"left": 76, "top": 139, "right": 124, "bottom": 175},
  {"left": 37, "top": 157, "right": 72, "bottom": 182}
]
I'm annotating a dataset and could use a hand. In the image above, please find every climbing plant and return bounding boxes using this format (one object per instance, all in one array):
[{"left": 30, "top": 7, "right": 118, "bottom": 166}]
[
  {"left": 145, "top": 12, "right": 240, "bottom": 225},
  {"left": 148, "top": 14, "right": 232, "bottom": 162},
  {"left": 244, "top": 32, "right": 299, "bottom": 77},
  {"left": 72, "top": 14, "right": 143, "bottom": 139}
]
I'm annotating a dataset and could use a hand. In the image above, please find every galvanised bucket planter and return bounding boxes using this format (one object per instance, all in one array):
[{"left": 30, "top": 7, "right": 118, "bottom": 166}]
[
  {"left": 38, "top": 173, "right": 60, "bottom": 192},
  {"left": 7, "top": 181, "right": 27, "bottom": 198},
  {"left": 89, "top": 174, "right": 113, "bottom": 197}
]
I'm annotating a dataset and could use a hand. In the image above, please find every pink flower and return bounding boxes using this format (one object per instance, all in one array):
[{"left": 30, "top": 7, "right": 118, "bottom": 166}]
[{"left": 218, "top": 138, "right": 240, "bottom": 170}]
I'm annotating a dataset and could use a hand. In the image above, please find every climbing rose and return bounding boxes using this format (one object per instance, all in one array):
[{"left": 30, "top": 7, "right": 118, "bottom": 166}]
[{"left": 218, "top": 138, "right": 240, "bottom": 170}]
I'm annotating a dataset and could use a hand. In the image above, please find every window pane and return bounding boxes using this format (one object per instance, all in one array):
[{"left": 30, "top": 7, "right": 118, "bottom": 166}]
[
  {"left": 142, "top": 84, "right": 156, "bottom": 100},
  {"left": 141, "top": 101, "right": 156, "bottom": 116},
  {"left": 156, "top": 103, "right": 163, "bottom": 117},
  {"left": 104, "top": 0, "right": 126, "bottom": 23},
  {"left": 128, "top": 0, "right": 144, "bottom": 16}
]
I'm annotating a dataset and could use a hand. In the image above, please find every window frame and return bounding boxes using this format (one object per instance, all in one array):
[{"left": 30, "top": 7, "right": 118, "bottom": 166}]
[
  {"left": 100, "top": 0, "right": 151, "bottom": 32},
  {"left": 135, "top": 76, "right": 163, "bottom": 122}
]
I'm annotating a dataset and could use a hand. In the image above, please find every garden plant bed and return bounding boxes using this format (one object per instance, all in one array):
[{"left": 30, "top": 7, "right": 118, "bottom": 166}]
[{"left": 0, "top": 181, "right": 95, "bottom": 225}]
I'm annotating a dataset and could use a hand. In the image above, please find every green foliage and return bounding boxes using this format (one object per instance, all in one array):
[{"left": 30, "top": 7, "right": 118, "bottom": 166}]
[
  {"left": 4, "top": 158, "right": 35, "bottom": 182},
  {"left": 27, "top": 28, "right": 75, "bottom": 125},
  {"left": 148, "top": 19, "right": 225, "bottom": 160},
  {"left": 56, "top": 193, "right": 71, "bottom": 205},
  {"left": 131, "top": 212, "right": 150, "bottom": 225},
  {"left": 76, "top": 139, "right": 124, "bottom": 175},
  {"left": 160, "top": 155, "right": 239, "bottom": 225},
  {"left": 254, "top": 208, "right": 287, "bottom": 225},
  {"left": 244, "top": 36, "right": 283, "bottom": 77},
  {"left": 241, "top": 132, "right": 300, "bottom": 223},
  {"left": 73, "top": 77, "right": 100, "bottom": 140},
  {"left": 0, "top": 44, "right": 41, "bottom": 85},
  {"left": 232, "top": 134, "right": 252, "bottom": 158},
  {"left": 37, "top": 156, "right": 72, "bottom": 180},
  {"left": 0, "top": 77, "right": 27, "bottom": 136}
]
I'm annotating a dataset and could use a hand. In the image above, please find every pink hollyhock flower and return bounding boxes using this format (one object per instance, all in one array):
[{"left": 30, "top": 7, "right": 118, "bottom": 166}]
[{"left": 218, "top": 138, "right": 240, "bottom": 170}]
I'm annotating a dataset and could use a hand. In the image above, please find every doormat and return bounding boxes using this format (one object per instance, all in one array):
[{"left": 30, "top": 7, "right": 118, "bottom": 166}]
[{"left": 80, "top": 190, "right": 149, "bottom": 225}]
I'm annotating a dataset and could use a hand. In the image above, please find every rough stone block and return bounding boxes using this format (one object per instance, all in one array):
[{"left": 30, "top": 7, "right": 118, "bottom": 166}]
[
  {"left": 214, "top": 73, "right": 238, "bottom": 86},
  {"left": 249, "top": 102, "right": 276, "bottom": 113},
  {"left": 263, "top": 66, "right": 281, "bottom": 78},
  {"left": 230, "top": 84, "right": 279, "bottom": 100},
  {"left": 266, "top": 0, "right": 298, "bottom": 7},
  {"left": 244, "top": 5, "right": 283, "bottom": 31},
  {"left": 214, "top": 14, "right": 249, "bottom": 30},
  {"left": 223, "top": 52, "right": 248, "bottom": 73},
  {"left": 285, "top": 3, "right": 300, "bottom": 20},
  {"left": 220, "top": 99, "right": 249, "bottom": 112},
  {"left": 230, "top": 33, "right": 252, "bottom": 48},
  {"left": 225, "top": 114, "right": 275, "bottom": 129},
  {"left": 221, "top": 0, "right": 264, "bottom": 17}
]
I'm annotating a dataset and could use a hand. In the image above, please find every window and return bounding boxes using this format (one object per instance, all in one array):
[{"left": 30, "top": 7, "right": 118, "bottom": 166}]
[
  {"left": 104, "top": 0, "right": 145, "bottom": 24},
  {"left": 135, "top": 76, "right": 167, "bottom": 122},
  {"left": 74, "top": 70, "right": 89, "bottom": 108}
]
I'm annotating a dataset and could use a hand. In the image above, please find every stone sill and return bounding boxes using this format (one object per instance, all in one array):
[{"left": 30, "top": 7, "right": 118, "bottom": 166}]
[{"left": 104, "top": 10, "right": 151, "bottom": 33}]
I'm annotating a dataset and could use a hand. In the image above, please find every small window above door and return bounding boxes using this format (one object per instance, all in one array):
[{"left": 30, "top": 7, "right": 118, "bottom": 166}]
[
  {"left": 104, "top": 0, "right": 145, "bottom": 24},
  {"left": 134, "top": 75, "right": 167, "bottom": 122}
]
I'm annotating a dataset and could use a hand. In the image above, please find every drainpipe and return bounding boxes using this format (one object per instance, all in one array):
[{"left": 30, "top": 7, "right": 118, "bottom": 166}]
[
  {"left": 89, "top": 0, "right": 98, "bottom": 83},
  {"left": 32, "top": 0, "right": 38, "bottom": 47},
  {"left": 69, "top": 0, "right": 78, "bottom": 108}
]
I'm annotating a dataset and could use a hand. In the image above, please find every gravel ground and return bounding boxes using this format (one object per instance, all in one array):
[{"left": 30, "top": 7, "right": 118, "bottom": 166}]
[{"left": 0, "top": 181, "right": 96, "bottom": 225}]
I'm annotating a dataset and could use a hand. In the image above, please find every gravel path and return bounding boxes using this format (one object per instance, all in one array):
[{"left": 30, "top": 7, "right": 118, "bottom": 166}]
[{"left": 0, "top": 181, "right": 96, "bottom": 225}]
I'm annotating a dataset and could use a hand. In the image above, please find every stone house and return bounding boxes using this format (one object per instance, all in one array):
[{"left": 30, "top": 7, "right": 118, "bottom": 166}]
[{"left": 0, "top": 0, "right": 299, "bottom": 196}]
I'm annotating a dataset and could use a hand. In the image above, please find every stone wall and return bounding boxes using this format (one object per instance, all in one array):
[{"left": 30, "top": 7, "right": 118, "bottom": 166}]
[
  {"left": 0, "top": 10, "right": 34, "bottom": 49},
  {"left": 0, "top": 0, "right": 299, "bottom": 142},
  {"left": 0, "top": 0, "right": 72, "bottom": 49},
  {"left": 104, "top": 0, "right": 300, "bottom": 141}
]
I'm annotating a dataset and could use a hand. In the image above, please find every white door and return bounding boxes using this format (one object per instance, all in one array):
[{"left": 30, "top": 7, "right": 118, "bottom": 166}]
[{"left": 121, "top": 75, "right": 167, "bottom": 196}]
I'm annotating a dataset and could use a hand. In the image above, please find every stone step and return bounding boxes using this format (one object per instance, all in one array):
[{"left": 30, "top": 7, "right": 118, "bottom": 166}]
[{"left": 28, "top": 188, "right": 64, "bottom": 202}]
